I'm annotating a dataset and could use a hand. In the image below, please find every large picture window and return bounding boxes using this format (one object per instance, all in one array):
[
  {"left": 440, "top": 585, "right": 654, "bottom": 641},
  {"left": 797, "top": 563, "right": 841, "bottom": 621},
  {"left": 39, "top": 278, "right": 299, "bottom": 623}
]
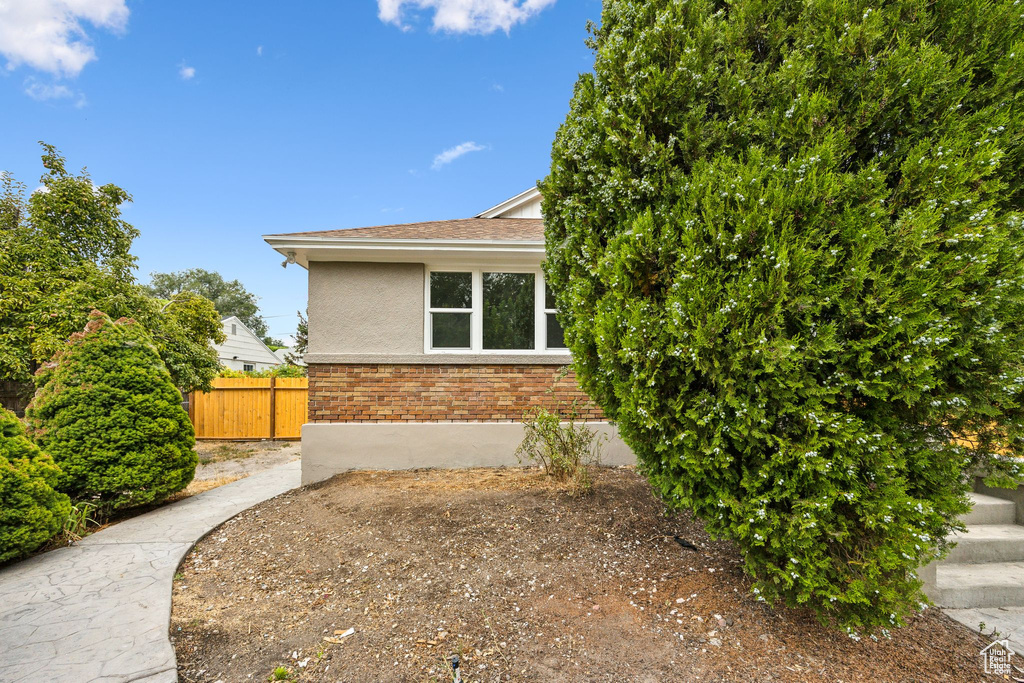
[
  {"left": 483, "top": 272, "right": 535, "bottom": 350},
  {"left": 426, "top": 269, "right": 567, "bottom": 353}
]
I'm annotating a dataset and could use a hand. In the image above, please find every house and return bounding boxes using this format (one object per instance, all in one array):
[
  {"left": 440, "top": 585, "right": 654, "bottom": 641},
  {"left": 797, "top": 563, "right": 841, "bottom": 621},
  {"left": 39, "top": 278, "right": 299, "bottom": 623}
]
[
  {"left": 214, "top": 316, "right": 282, "bottom": 372},
  {"left": 273, "top": 346, "right": 305, "bottom": 366},
  {"left": 264, "top": 188, "right": 633, "bottom": 483}
]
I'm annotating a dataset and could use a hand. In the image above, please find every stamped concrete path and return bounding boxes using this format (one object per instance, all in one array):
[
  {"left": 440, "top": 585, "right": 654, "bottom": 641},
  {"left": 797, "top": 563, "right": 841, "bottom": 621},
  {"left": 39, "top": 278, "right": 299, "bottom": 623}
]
[{"left": 0, "top": 460, "right": 301, "bottom": 683}]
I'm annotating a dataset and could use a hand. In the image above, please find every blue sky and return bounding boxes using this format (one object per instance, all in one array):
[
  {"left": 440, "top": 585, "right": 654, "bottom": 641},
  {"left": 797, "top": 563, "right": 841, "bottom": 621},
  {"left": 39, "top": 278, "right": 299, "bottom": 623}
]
[{"left": 0, "top": 0, "right": 599, "bottom": 342}]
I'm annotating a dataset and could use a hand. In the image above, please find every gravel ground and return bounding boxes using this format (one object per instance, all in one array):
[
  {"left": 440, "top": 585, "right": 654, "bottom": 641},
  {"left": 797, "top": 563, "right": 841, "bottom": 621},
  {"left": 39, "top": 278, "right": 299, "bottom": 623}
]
[{"left": 171, "top": 467, "right": 990, "bottom": 682}]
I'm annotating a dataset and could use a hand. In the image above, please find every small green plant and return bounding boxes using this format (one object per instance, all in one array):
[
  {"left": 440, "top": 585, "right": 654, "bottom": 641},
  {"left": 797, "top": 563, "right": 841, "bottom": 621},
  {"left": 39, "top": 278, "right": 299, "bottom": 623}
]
[
  {"left": 979, "top": 621, "right": 1002, "bottom": 639},
  {"left": 269, "top": 666, "right": 293, "bottom": 681},
  {"left": 516, "top": 403, "right": 604, "bottom": 496},
  {"left": 58, "top": 502, "right": 97, "bottom": 544}
]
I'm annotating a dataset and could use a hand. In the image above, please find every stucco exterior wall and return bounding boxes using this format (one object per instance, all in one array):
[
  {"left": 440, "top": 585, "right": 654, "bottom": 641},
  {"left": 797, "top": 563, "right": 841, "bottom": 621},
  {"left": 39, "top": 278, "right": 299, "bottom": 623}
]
[{"left": 307, "top": 261, "right": 425, "bottom": 356}]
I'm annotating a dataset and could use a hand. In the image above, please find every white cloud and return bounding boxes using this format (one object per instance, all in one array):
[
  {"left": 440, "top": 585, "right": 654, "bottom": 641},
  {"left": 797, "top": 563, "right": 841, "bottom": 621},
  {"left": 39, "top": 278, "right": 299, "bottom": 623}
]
[
  {"left": 256, "top": 45, "right": 263, "bottom": 57},
  {"left": 179, "top": 63, "right": 196, "bottom": 80},
  {"left": 432, "top": 141, "right": 486, "bottom": 170},
  {"left": 0, "top": 0, "right": 129, "bottom": 77},
  {"left": 24, "top": 77, "right": 86, "bottom": 106},
  {"left": 378, "top": 0, "right": 556, "bottom": 34}
]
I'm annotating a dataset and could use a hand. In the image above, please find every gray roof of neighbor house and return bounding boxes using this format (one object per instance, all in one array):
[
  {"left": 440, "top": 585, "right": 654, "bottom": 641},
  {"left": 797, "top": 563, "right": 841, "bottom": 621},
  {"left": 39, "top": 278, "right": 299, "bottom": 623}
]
[{"left": 266, "top": 217, "right": 545, "bottom": 242}]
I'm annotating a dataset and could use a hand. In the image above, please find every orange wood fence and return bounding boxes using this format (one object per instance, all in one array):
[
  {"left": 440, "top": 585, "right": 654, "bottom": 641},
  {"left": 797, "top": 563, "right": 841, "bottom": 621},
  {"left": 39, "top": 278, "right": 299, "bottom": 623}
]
[{"left": 187, "top": 377, "right": 308, "bottom": 440}]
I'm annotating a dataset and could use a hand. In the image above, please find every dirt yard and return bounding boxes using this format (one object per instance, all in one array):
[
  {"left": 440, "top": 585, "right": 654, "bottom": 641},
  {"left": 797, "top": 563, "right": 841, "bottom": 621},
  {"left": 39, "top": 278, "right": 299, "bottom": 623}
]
[
  {"left": 193, "top": 440, "right": 301, "bottom": 481},
  {"left": 171, "top": 468, "right": 990, "bottom": 682}
]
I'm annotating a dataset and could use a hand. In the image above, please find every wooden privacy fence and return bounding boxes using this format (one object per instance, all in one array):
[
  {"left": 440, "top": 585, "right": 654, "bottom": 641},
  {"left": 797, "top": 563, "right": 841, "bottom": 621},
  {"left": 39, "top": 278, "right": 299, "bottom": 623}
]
[
  {"left": 0, "top": 380, "right": 32, "bottom": 417},
  {"left": 188, "top": 377, "right": 308, "bottom": 440}
]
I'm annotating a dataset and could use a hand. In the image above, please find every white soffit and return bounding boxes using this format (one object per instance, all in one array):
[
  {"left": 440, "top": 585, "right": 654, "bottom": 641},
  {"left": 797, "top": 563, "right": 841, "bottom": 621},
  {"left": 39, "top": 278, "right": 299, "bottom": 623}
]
[{"left": 263, "top": 236, "right": 545, "bottom": 269}]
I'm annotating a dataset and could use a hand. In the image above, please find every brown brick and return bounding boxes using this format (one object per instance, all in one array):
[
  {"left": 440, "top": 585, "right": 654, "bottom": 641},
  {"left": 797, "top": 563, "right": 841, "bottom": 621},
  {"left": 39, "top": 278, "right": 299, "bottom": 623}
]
[{"left": 306, "top": 363, "right": 604, "bottom": 424}]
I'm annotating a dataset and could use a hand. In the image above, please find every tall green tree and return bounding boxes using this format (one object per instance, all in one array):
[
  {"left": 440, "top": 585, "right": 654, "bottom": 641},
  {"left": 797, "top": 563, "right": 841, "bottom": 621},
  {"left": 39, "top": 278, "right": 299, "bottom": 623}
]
[
  {"left": 285, "top": 309, "right": 307, "bottom": 365},
  {"left": 1, "top": 145, "right": 140, "bottom": 382},
  {"left": 143, "top": 293, "right": 226, "bottom": 393},
  {"left": 144, "top": 268, "right": 276, "bottom": 343},
  {"left": 542, "top": 0, "right": 1024, "bottom": 632},
  {"left": 0, "top": 146, "right": 223, "bottom": 392}
]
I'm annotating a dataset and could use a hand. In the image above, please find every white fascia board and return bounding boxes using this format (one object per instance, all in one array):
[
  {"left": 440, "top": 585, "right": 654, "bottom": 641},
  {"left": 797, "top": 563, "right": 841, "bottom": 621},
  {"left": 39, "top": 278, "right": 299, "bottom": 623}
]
[
  {"left": 475, "top": 187, "right": 542, "bottom": 218},
  {"left": 264, "top": 236, "right": 546, "bottom": 269}
]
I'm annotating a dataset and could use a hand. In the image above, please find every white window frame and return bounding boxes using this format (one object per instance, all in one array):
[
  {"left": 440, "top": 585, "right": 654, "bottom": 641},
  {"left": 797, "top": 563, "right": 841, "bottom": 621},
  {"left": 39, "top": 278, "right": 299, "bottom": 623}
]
[
  {"left": 543, "top": 283, "right": 568, "bottom": 350},
  {"left": 424, "top": 267, "right": 566, "bottom": 354},
  {"left": 426, "top": 269, "right": 474, "bottom": 351}
]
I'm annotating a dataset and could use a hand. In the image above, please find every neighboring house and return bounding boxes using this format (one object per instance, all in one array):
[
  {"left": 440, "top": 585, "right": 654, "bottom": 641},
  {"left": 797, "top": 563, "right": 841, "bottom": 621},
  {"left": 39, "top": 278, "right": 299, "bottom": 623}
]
[
  {"left": 265, "top": 188, "right": 633, "bottom": 483},
  {"left": 273, "top": 346, "right": 305, "bottom": 366},
  {"left": 214, "top": 316, "right": 282, "bottom": 372}
]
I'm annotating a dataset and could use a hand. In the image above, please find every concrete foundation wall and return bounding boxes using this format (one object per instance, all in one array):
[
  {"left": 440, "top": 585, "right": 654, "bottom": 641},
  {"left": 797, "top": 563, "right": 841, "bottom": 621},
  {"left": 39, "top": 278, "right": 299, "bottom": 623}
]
[{"left": 301, "top": 421, "right": 636, "bottom": 484}]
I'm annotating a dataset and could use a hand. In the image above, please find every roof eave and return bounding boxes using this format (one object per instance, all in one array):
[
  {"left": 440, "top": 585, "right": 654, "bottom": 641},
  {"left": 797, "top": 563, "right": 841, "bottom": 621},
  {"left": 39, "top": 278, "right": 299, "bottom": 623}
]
[{"left": 264, "top": 235, "right": 546, "bottom": 269}]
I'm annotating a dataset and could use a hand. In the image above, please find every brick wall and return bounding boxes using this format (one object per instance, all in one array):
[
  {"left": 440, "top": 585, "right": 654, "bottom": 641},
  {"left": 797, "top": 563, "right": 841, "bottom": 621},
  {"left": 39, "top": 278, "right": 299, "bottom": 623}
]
[{"left": 308, "top": 364, "right": 605, "bottom": 423}]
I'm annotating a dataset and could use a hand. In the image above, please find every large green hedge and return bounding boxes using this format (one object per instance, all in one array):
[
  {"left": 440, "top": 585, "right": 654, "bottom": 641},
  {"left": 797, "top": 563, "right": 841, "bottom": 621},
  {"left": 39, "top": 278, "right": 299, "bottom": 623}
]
[
  {"left": 542, "top": 0, "right": 1024, "bottom": 631},
  {"left": 0, "top": 407, "right": 70, "bottom": 563},
  {"left": 27, "top": 312, "right": 197, "bottom": 513}
]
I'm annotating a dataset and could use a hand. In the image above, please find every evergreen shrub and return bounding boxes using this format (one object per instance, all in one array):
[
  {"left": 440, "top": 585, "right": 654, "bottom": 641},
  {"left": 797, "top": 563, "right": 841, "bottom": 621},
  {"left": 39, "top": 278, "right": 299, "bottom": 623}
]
[
  {"left": 0, "top": 407, "right": 71, "bottom": 563},
  {"left": 27, "top": 312, "right": 197, "bottom": 514},
  {"left": 542, "top": 0, "right": 1024, "bottom": 631}
]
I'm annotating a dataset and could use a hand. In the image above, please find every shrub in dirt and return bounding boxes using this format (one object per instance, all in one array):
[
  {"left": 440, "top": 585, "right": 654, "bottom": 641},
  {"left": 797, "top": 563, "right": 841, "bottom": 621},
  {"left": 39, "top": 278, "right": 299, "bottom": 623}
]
[
  {"left": 0, "top": 406, "right": 71, "bottom": 563},
  {"left": 517, "top": 404, "right": 604, "bottom": 495},
  {"left": 541, "top": 0, "right": 1024, "bottom": 631},
  {"left": 27, "top": 311, "right": 197, "bottom": 514}
]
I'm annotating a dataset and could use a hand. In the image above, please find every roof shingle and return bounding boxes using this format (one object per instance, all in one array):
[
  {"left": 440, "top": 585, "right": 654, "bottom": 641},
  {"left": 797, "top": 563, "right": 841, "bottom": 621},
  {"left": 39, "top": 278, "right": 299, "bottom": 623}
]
[{"left": 268, "top": 217, "right": 544, "bottom": 242}]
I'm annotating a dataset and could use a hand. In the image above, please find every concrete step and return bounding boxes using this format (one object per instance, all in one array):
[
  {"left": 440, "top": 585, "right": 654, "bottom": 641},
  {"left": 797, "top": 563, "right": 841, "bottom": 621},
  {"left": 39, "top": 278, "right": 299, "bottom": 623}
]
[
  {"left": 935, "top": 562, "right": 1024, "bottom": 609},
  {"left": 964, "top": 493, "right": 1017, "bottom": 526},
  {"left": 944, "top": 525, "right": 1024, "bottom": 564}
]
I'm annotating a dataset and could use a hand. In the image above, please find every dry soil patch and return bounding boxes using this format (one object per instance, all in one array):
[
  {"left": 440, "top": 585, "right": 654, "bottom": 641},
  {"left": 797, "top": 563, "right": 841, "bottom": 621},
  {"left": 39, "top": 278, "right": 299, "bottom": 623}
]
[
  {"left": 193, "top": 440, "right": 301, "bottom": 481},
  {"left": 171, "top": 468, "right": 989, "bottom": 682}
]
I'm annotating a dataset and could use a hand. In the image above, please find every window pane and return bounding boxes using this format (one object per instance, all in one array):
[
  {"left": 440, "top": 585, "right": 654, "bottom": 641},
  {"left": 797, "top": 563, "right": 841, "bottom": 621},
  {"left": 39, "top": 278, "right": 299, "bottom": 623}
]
[
  {"left": 430, "top": 272, "right": 472, "bottom": 309},
  {"left": 546, "top": 313, "right": 566, "bottom": 349},
  {"left": 545, "top": 283, "right": 558, "bottom": 310},
  {"left": 483, "top": 272, "right": 535, "bottom": 350},
  {"left": 432, "top": 312, "right": 471, "bottom": 348}
]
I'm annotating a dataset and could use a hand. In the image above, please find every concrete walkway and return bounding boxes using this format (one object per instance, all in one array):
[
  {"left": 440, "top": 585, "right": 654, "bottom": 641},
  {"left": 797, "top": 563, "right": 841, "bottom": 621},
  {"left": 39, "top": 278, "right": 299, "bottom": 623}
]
[
  {"left": 0, "top": 460, "right": 301, "bottom": 683},
  {"left": 945, "top": 607, "right": 1024, "bottom": 656}
]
